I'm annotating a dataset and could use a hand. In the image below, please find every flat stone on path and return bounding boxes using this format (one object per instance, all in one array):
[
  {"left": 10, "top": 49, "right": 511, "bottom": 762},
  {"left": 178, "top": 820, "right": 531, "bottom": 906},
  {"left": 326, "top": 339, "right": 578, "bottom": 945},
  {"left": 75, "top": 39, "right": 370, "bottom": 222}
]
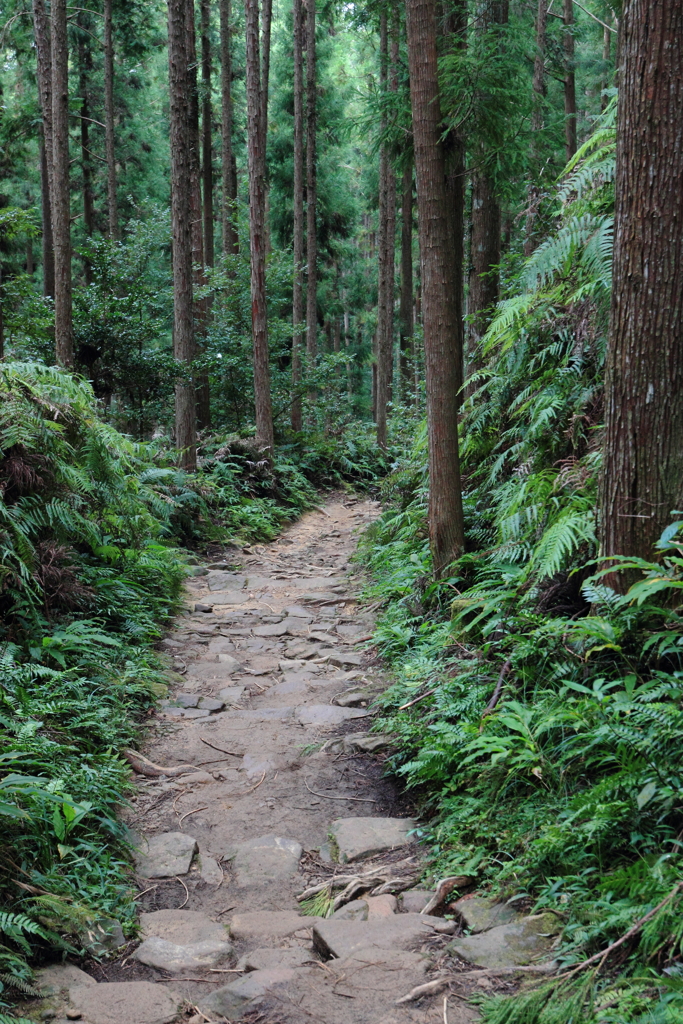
[
  {"left": 312, "top": 914, "right": 434, "bottom": 960},
  {"left": 36, "top": 964, "right": 95, "bottom": 996},
  {"left": 218, "top": 685, "right": 246, "bottom": 702},
  {"left": 198, "top": 968, "right": 301, "bottom": 1020},
  {"left": 133, "top": 935, "right": 230, "bottom": 972},
  {"left": 448, "top": 913, "right": 562, "bottom": 968},
  {"left": 253, "top": 621, "right": 289, "bottom": 636},
  {"left": 330, "top": 817, "right": 416, "bottom": 862},
  {"left": 237, "top": 947, "right": 314, "bottom": 971},
  {"left": 134, "top": 832, "right": 197, "bottom": 878},
  {"left": 68, "top": 982, "right": 180, "bottom": 1024},
  {"left": 229, "top": 911, "right": 320, "bottom": 942},
  {"left": 211, "top": 591, "right": 249, "bottom": 606},
  {"left": 401, "top": 890, "right": 435, "bottom": 914},
  {"left": 229, "top": 834, "right": 303, "bottom": 885},
  {"left": 296, "top": 705, "right": 369, "bottom": 727},
  {"left": 453, "top": 896, "right": 523, "bottom": 934}
]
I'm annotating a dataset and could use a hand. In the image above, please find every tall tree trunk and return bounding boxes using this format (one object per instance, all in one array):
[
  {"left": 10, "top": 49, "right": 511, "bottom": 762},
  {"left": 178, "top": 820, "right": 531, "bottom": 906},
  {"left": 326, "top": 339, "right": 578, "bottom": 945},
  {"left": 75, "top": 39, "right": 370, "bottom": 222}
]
[
  {"left": 201, "top": 0, "right": 214, "bottom": 268},
  {"left": 563, "top": 0, "right": 577, "bottom": 162},
  {"left": 467, "top": 0, "right": 506, "bottom": 393},
  {"left": 601, "top": 22, "right": 611, "bottom": 111},
  {"left": 78, "top": 22, "right": 94, "bottom": 286},
  {"left": 220, "top": 0, "right": 238, "bottom": 254},
  {"left": 104, "top": 0, "right": 119, "bottom": 239},
  {"left": 305, "top": 0, "right": 318, "bottom": 372},
  {"left": 168, "top": 0, "right": 196, "bottom": 469},
  {"left": 376, "top": 14, "right": 398, "bottom": 449},
  {"left": 51, "top": 0, "right": 73, "bottom": 367},
  {"left": 245, "top": 0, "right": 274, "bottom": 449},
  {"left": 291, "top": 0, "right": 305, "bottom": 431},
  {"left": 32, "top": 0, "right": 55, "bottom": 297},
  {"left": 524, "top": 0, "right": 547, "bottom": 256},
  {"left": 599, "top": 0, "right": 683, "bottom": 573},
  {"left": 406, "top": 0, "right": 465, "bottom": 574},
  {"left": 399, "top": 161, "right": 413, "bottom": 399}
]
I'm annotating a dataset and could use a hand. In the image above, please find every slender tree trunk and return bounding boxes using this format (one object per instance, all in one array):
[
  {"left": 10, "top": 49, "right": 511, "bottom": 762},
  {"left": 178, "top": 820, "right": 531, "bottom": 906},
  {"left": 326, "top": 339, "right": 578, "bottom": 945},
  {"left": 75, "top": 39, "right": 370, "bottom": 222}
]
[
  {"left": 220, "top": 0, "right": 238, "bottom": 254},
  {"left": 406, "top": 0, "right": 465, "bottom": 573},
  {"left": 32, "top": 0, "right": 55, "bottom": 297},
  {"left": 524, "top": 0, "right": 547, "bottom": 256},
  {"left": 291, "top": 0, "right": 305, "bottom": 431},
  {"left": 599, "top": 0, "right": 683, "bottom": 574},
  {"left": 104, "top": 0, "right": 119, "bottom": 239},
  {"left": 201, "top": 0, "right": 215, "bottom": 267},
  {"left": 78, "top": 22, "right": 94, "bottom": 287},
  {"left": 51, "top": 0, "right": 73, "bottom": 367},
  {"left": 399, "top": 162, "right": 414, "bottom": 400},
  {"left": 245, "top": 0, "right": 274, "bottom": 449},
  {"left": 601, "top": 22, "right": 611, "bottom": 111},
  {"left": 305, "top": 0, "right": 318, "bottom": 372},
  {"left": 168, "top": 0, "right": 196, "bottom": 468},
  {"left": 376, "top": 11, "right": 389, "bottom": 448},
  {"left": 563, "top": 0, "right": 577, "bottom": 162}
]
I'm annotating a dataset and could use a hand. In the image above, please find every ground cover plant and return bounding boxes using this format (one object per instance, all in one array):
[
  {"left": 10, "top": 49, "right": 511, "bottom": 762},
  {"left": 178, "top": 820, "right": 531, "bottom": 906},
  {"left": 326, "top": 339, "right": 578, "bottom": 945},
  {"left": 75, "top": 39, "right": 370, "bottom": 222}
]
[{"left": 361, "top": 104, "right": 683, "bottom": 1022}]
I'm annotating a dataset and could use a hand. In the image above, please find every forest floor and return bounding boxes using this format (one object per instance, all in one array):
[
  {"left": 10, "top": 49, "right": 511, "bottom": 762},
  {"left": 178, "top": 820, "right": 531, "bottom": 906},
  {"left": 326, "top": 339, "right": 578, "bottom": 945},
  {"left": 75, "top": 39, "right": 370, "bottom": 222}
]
[{"left": 25, "top": 495, "right": 487, "bottom": 1024}]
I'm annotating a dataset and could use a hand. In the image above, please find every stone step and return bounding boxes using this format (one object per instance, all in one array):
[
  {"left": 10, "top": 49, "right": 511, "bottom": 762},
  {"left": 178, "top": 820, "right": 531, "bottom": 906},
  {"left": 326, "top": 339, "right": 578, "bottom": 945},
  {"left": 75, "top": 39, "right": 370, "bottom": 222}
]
[
  {"left": 67, "top": 981, "right": 180, "bottom": 1024},
  {"left": 330, "top": 815, "right": 416, "bottom": 862},
  {"left": 133, "top": 910, "right": 231, "bottom": 973},
  {"left": 312, "top": 913, "right": 435, "bottom": 960}
]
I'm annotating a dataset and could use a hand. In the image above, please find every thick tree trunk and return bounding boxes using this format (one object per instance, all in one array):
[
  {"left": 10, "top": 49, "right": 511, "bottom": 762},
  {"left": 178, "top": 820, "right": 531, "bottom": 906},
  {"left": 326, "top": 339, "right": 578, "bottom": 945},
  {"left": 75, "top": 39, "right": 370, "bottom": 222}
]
[
  {"left": 245, "top": 0, "right": 274, "bottom": 449},
  {"left": 291, "top": 0, "right": 305, "bottom": 431},
  {"left": 599, "top": 0, "right": 683, "bottom": 572},
  {"left": 406, "top": 0, "right": 465, "bottom": 574},
  {"left": 563, "top": 0, "right": 577, "bottom": 162},
  {"left": 168, "top": 0, "right": 196, "bottom": 469},
  {"left": 524, "top": 0, "right": 547, "bottom": 256},
  {"left": 32, "top": 0, "right": 55, "bottom": 297},
  {"left": 104, "top": 0, "right": 119, "bottom": 239},
  {"left": 201, "top": 0, "right": 214, "bottom": 268},
  {"left": 399, "top": 162, "right": 413, "bottom": 400},
  {"left": 51, "top": 0, "right": 73, "bottom": 367},
  {"left": 305, "top": 0, "right": 318, "bottom": 371},
  {"left": 220, "top": 0, "right": 238, "bottom": 254}
]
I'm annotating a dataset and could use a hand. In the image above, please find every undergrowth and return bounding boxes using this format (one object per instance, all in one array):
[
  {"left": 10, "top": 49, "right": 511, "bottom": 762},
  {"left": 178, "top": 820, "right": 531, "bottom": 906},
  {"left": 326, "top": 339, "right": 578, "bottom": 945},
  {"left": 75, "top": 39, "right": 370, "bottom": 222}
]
[{"left": 361, "top": 101, "right": 683, "bottom": 1020}]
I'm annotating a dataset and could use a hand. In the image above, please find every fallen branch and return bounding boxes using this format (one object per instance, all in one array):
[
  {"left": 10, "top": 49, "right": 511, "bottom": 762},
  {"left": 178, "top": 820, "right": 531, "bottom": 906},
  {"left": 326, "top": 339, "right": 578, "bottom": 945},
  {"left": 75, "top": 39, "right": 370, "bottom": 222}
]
[
  {"left": 175, "top": 875, "right": 189, "bottom": 910},
  {"left": 178, "top": 805, "right": 208, "bottom": 826},
  {"left": 305, "top": 778, "right": 378, "bottom": 803},
  {"left": 399, "top": 689, "right": 435, "bottom": 711},
  {"left": 244, "top": 770, "right": 267, "bottom": 794},
  {"left": 396, "top": 976, "right": 449, "bottom": 1004},
  {"left": 560, "top": 881, "right": 683, "bottom": 980},
  {"left": 396, "top": 965, "right": 558, "bottom": 1004},
  {"left": 122, "top": 749, "right": 195, "bottom": 778},
  {"left": 482, "top": 660, "right": 512, "bottom": 717},
  {"left": 421, "top": 876, "right": 474, "bottom": 916},
  {"left": 200, "top": 737, "right": 241, "bottom": 757}
]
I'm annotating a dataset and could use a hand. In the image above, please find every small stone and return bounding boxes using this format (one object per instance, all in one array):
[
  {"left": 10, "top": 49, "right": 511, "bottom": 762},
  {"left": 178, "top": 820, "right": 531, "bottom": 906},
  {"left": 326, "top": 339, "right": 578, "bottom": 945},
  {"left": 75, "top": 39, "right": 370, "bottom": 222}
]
[
  {"left": 335, "top": 691, "right": 368, "bottom": 707},
  {"left": 134, "top": 832, "right": 197, "bottom": 878},
  {"left": 343, "top": 733, "right": 394, "bottom": 754},
  {"left": 68, "top": 982, "right": 180, "bottom": 1024},
  {"left": 194, "top": 603, "right": 213, "bottom": 613},
  {"left": 237, "top": 947, "right": 313, "bottom": 971},
  {"left": 174, "top": 693, "right": 199, "bottom": 708},
  {"left": 227, "top": 835, "right": 303, "bottom": 886},
  {"left": 401, "top": 890, "right": 435, "bottom": 914},
  {"left": 215, "top": 653, "right": 242, "bottom": 672},
  {"left": 331, "top": 899, "right": 368, "bottom": 921},
  {"left": 365, "top": 894, "right": 397, "bottom": 918},
  {"left": 197, "top": 696, "right": 225, "bottom": 712},
  {"left": 330, "top": 817, "right": 416, "bottom": 862},
  {"left": 218, "top": 685, "right": 246, "bottom": 702},
  {"left": 318, "top": 842, "right": 334, "bottom": 862},
  {"left": 453, "top": 897, "right": 523, "bottom": 934},
  {"left": 66, "top": 1011, "right": 82, "bottom": 1020},
  {"left": 198, "top": 852, "right": 224, "bottom": 885},
  {"left": 79, "top": 918, "right": 125, "bottom": 956}
]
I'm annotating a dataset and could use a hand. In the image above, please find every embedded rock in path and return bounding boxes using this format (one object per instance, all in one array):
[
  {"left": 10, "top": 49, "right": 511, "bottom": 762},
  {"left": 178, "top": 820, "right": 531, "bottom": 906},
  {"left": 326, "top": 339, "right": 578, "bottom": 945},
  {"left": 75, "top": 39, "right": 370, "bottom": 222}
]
[
  {"left": 296, "top": 705, "right": 369, "bottom": 728},
  {"left": 198, "top": 968, "right": 302, "bottom": 1020},
  {"left": 210, "top": 591, "right": 249, "bottom": 606},
  {"left": 323, "top": 732, "right": 394, "bottom": 755},
  {"left": 253, "top": 621, "right": 289, "bottom": 637},
  {"left": 453, "top": 896, "right": 523, "bottom": 934},
  {"left": 198, "top": 851, "right": 224, "bottom": 885},
  {"left": 229, "top": 911, "right": 321, "bottom": 943},
  {"left": 331, "top": 899, "right": 369, "bottom": 921},
  {"left": 218, "top": 685, "right": 246, "bottom": 702},
  {"left": 133, "top": 935, "right": 230, "bottom": 972},
  {"left": 330, "top": 817, "right": 416, "bottom": 862},
  {"left": 401, "top": 889, "right": 435, "bottom": 914},
  {"left": 326, "top": 651, "right": 364, "bottom": 669},
  {"left": 312, "top": 914, "right": 434, "bottom": 960},
  {"left": 229, "top": 834, "right": 303, "bottom": 886},
  {"left": 36, "top": 964, "right": 96, "bottom": 996},
  {"left": 448, "top": 913, "right": 562, "bottom": 968},
  {"left": 134, "top": 832, "right": 197, "bottom": 878},
  {"left": 197, "top": 696, "right": 225, "bottom": 712},
  {"left": 174, "top": 693, "right": 199, "bottom": 708},
  {"left": 237, "top": 947, "right": 314, "bottom": 971},
  {"left": 140, "top": 909, "right": 229, "bottom": 944},
  {"left": 68, "top": 981, "right": 180, "bottom": 1024},
  {"left": 335, "top": 690, "right": 369, "bottom": 707},
  {"left": 365, "top": 894, "right": 398, "bottom": 918}
]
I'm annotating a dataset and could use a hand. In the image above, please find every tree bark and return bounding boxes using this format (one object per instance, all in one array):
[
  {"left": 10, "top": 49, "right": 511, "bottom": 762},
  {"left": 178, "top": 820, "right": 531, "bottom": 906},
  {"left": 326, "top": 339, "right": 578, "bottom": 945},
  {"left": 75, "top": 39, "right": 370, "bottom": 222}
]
[
  {"left": 524, "top": 0, "right": 547, "bottom": 256},
  {"left": 376, "top": 13, "right": 398, "bottom": 449},
  {"left": 220, "top": 0, "right": 238, "bottom": 254},
  {"left": 305, "top": 0, "right": 318, "bottom": 371},
  {"left": 78, "top": 20, "right": 94, "bottom": 284},
  {"left": 32, "top": 0, "right": 55, "bottom": 297},
  {"left": 601, "top": 22, "right": 611, "bottom": 111},
  {"left": 291, "top": 0, "right": 305, "bottom": 431},
  {"left": 245, "top": 0, "right": 274, "bottom": 449},
  {"left": 168, "top": 0, "right": 196, "bottom": 469},
  {"left": 399, "top": 161, "right": 414, "bottom": 400},
  {"left": 563, "top": 0, "right": 577, "bottom": 162},
  {"left": 406, "top": 0, "right": 465, "bottom": 574},
  {"left": 104, "top": 0, "right": 119, "bottom": 239},
  {"left": 201, "top": 0, "right": 214, "bottom": 268},
  {"left": 600, "top": 0, "right": 683, "bottom": 574},
  {"left": 51, "top": 0, "right": 73, "bottom": 366}
]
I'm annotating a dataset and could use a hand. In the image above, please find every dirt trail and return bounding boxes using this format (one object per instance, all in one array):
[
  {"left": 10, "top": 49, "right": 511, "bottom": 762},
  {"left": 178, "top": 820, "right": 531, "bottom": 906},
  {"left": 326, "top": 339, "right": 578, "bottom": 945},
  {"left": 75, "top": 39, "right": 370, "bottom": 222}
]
[{"left": 30, "top": 496, "right": 481, "bottom": 1024}]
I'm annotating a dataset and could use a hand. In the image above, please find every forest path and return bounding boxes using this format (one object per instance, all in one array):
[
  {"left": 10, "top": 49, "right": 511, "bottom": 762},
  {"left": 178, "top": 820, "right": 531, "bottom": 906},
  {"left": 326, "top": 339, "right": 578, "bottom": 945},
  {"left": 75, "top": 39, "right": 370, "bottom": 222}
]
[{"left": 38, "top": 495, "right": 478, "bottom": 1024}]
